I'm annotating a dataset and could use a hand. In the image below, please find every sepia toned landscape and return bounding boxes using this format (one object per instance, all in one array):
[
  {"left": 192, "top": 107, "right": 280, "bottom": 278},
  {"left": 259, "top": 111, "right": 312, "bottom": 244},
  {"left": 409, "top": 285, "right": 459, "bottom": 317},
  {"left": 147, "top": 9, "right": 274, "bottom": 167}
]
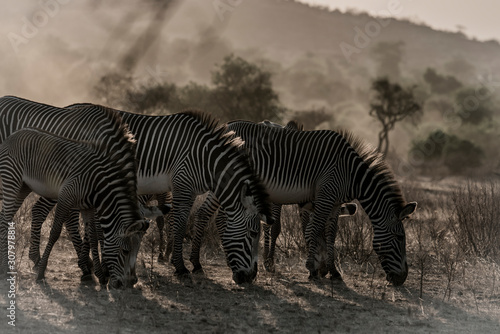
[{"left": 1, "top": 0, "right": 500, "bottom": 333}]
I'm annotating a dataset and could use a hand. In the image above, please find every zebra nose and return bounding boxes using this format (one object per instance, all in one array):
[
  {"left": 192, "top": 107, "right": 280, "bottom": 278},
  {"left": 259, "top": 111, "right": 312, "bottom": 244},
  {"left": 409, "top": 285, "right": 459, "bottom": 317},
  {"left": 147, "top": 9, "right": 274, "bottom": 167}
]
[
  {"left": 232, "top": 264, "right": 258, "bottom": 284},
  {"left": 233, "top": 271, "right": 246, "bottom": 284},
  {"left": 387, "top": 263, "right": 408, "bottom": 286}
]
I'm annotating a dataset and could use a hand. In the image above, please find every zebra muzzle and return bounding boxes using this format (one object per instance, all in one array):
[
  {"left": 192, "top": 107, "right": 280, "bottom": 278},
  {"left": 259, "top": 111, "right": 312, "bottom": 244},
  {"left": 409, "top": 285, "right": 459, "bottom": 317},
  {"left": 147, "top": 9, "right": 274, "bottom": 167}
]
[{"left": 232, "top": 263, "right": 258, "bottom": 284}]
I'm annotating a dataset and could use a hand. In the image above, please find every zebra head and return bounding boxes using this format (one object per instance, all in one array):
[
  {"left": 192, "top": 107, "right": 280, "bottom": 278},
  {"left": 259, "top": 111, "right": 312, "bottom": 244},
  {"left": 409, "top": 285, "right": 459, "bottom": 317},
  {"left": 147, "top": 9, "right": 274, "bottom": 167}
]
[
  {"left": 372, "top": 202, "right": 417, "bottom": 286},
  {"left": 105, "top": 220, "right": 149, "bottom": 289},
  {"left": 221, "top": 180, "right": 268, "bottom": 284}
]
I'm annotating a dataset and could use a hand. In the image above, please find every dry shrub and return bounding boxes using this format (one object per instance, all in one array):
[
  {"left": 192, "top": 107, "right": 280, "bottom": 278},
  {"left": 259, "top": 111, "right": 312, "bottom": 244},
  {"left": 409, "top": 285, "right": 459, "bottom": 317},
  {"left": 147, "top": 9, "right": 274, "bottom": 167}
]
[
  {"left": 276, "top": 205, "right": 306, "bottom": 256},
  {"left": 448, "top": 180, "right": 500, "bottom": 262},
  {"left": 336, "top": 208, "right": 373, "bottom": 264}
]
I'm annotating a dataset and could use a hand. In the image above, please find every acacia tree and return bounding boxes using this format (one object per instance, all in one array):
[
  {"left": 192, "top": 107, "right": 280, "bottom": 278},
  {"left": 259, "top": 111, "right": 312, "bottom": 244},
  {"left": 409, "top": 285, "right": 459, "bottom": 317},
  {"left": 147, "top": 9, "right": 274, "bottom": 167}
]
[
  {"left": 211, "top": 54, "right": 282, "bottom": 122},
  {"left": 370, "top": 77, "right": 422, "bottom": 156}
]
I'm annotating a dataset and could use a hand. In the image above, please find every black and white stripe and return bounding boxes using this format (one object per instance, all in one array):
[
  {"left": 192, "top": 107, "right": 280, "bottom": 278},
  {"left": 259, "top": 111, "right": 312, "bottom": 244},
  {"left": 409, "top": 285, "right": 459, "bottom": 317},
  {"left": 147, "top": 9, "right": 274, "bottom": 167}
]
[
  {"left": 66, "top": 105, "right": 272, "bottom": 283},
  {"left": 192, "top": 121, "right": 416, "bottom": 285},
  {"left": 0, "top": 105, "right": 144, "bottom": 288}
]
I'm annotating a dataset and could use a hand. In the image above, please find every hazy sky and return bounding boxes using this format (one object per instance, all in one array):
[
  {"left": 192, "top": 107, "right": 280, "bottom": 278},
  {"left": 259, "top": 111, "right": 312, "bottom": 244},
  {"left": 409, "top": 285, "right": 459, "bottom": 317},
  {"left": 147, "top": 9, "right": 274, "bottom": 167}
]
[{"left": 300, "top": 0, "right": 500, "bottom": 41}]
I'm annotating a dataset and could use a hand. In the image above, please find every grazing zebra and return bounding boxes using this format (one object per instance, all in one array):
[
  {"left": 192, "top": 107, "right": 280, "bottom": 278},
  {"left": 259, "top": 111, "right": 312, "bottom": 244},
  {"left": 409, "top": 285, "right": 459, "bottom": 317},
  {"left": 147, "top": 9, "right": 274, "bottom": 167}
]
[
  {"left": 189, "top": 120, "right": 357, "bottom": 274},
  {"left": 80, "top": 200, "right": 170, "bottom": 285},
  {"left": 0, "top": 120, "right": 145, "bottom": 288},
  {"left": 258, "top": 120, "right": 359, "bottom": 273},
  {"left": 192, "top": 121, "right": 416, "bottom": 285},
  {"left": 28, "top": 193, "right": 169, "bottom": 278},
  {"left": 0, "top": 96, "right": 147, "bottom": 280},
  {"left": 29, "top": 103, "right": 272, "bottom": 284}
]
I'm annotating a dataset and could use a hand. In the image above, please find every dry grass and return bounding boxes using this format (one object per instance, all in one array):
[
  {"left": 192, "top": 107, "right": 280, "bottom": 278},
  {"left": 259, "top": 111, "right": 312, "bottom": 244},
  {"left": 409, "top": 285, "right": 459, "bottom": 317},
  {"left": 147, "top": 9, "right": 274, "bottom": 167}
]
[{"left": 2, "top": 178, "right": 500, "bottom": 333}]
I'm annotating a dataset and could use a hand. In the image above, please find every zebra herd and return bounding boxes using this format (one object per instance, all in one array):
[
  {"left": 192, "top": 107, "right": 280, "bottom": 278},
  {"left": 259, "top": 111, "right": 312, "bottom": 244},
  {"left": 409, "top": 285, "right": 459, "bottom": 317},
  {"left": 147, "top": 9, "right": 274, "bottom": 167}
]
[{"left": 0, "top": 95, "right": 417, "bottom": 288}]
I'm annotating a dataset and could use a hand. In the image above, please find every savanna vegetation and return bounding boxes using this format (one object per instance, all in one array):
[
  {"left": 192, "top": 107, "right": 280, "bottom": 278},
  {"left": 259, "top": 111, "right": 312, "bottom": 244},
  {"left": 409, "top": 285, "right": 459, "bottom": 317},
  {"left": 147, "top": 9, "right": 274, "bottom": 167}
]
[{"left": 2, "top": 0, "right": 500, "bottom": 332}]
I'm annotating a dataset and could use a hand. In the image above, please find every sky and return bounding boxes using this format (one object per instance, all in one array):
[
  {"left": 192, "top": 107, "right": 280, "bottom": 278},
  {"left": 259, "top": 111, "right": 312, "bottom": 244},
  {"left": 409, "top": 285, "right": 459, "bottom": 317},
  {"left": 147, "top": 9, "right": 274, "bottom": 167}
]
[{"left": 299, "top": 0, "right": 500, "bottom": 41}]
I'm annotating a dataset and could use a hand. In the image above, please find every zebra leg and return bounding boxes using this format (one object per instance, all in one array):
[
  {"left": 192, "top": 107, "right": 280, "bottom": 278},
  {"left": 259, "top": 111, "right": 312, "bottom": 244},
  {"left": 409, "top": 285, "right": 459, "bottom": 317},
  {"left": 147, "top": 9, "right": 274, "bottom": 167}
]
[
  {"left": 304, "top": 192, "right": 336, "bottom": 280},
  {"left": 82, "top": 210, "right": 108, "bottom": 285},
  {"left": 65, "top": 209, "right": 93, "bottom": 278},
  {"left": 170, "top": 190, "right": 195, "bottom": 276},
  {"left": 300, "top": 206, "right": 326, "bottom": 277},
  {"left": 37, "top": 198, "right": 74, "bottom": 281},
  {"left": 326, "top": 209, "right": 341, "bottom": 280},
  {"left": 0, "top": 184, "right": 31, "bottom": 273},
  {"left": 161, "top": 192, "right": 174, "bottom": 262},
  {"left": 95, "top": 219, "right": 109, "bottom": 281},
  {"left": 80, "top": 210, "right": 98, "bottom": 282},
  {"left": 29, "top": 197, "right": 57, "bottom": 268},
  {"left": 155, "top": 192, "right": 170, "bottom": 262},
  {"left": 189, "top": 193, "right": 220, "bottom": 273},
  {"left": 264, "top": 204, "right": 282, "bottom": 272}
]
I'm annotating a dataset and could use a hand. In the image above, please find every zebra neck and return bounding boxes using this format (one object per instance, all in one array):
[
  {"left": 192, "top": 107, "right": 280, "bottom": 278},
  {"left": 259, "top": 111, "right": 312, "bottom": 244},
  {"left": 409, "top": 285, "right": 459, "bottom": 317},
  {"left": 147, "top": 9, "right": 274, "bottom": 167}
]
[{"left": 354, "top": 166, "right": 393, "bottom": 223}]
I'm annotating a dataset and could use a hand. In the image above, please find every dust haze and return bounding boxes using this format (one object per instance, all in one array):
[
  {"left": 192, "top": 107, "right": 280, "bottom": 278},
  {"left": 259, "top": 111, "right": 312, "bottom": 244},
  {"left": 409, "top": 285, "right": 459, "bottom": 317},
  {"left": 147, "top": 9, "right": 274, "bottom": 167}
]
[{"left": 2, "top": 0, "right": 500, "bottom": 170}]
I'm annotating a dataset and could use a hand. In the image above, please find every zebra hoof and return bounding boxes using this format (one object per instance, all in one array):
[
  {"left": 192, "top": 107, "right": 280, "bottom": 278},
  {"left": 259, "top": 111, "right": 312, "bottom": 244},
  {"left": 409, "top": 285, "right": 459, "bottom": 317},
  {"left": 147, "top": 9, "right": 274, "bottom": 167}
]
[
  {"left": 36, "top": 274, "right": 45, "bottom": 282},
  {"left": 329, "top": 268, "right": 342, "bottom": 280},
  {"left": 32, "top": 261, "right": 40, "bottom": 271},
  {"left": 174, "top": 267, "right": 190, "bottom": 277},
  {"left": 81, "top": 273, "right": 93, "bottom": 282},
  {"left": 264, "top": 259, "right": 276, "bottom": 273},
  {"left": 192, "top": 265, "right": 204, "bottom": 274}
]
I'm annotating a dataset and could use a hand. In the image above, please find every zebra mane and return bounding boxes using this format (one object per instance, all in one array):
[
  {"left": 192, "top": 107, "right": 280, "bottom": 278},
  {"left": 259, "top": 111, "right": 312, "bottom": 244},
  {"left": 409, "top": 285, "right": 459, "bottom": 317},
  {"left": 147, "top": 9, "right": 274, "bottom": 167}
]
[
  {"left": 178, "top": 110, "right": 271, "bottom": 218},
  {"left": 337, "top": 129, "right": 406, "bottom": 207},
  {"left": 80, "top": 105, "right": 141, "bottom": 225},
  {"left": 285, "top": 120, "right": 304, "bottom": 131}
]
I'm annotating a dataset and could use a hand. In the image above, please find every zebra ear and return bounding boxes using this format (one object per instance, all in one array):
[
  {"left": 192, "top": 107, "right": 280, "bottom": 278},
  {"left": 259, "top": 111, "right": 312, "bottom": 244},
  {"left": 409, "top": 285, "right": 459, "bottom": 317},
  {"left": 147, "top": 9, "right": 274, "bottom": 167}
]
[{"left": 399, "top": 202, "right": 417, "bottom": 220}]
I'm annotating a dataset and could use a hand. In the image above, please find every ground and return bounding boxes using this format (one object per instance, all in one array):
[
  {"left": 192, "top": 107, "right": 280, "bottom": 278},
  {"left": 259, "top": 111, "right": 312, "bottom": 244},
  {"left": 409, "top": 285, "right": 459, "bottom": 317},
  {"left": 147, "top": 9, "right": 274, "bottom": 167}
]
[
  {"left": 1, "top": 178, "right": 500, "bottom": 333},
  {"left": 0, "top": 244, "right": 499, "bottom": 333}
]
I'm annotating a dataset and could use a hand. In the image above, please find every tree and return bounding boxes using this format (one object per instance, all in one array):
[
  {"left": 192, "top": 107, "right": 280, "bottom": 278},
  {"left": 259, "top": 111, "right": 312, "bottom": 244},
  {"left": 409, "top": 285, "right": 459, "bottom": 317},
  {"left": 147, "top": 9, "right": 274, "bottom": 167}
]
[
  {"left": 292, "top": 107, "right": 332, "bottom": 130},
  {"left": 369, "top": 77, "right": 422, "bottom": 156},
  {"left": 372, "top": 41, "right": 405, "bottom": 81},
  {"left": 455, "top": 88, "right": 494, "bottom": 125},
  {"left": 211, "top": 54, "right": 282, "bottom": 122},
  {"left": 423, "top": 68, "right": 462, "bottom": 95}
]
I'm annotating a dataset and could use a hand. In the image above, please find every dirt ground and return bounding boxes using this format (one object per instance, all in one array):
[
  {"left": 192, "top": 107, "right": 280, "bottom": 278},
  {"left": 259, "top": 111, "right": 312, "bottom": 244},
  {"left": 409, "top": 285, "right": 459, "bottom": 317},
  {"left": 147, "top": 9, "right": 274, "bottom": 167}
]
[
  {"left": 1, "top": 178, "right": 500, "bottom": 333},
  {"left": 0, "top": 241, "right": 499, "bottom": 334}
]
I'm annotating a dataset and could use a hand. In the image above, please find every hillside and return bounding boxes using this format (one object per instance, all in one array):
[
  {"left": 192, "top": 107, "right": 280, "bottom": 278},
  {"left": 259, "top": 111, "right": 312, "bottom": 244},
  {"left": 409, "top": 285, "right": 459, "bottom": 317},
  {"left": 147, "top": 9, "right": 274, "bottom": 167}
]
[{"left": 2, "top": 0, "right": 500, "bottom": 158}]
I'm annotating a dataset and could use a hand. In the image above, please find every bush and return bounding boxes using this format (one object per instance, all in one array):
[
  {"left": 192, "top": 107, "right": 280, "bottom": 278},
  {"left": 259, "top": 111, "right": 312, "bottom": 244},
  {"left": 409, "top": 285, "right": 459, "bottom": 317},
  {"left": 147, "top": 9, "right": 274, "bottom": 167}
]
[
  {"left": 290, "top": 107, "right": 332, "bottom": 130},
  {"left": 409, "top": 130, "right": 484, "bottom": 175},
  {"left": 455, "top": 88, "right": 494, "bottom": 125},
  {"left": 448, "top": 181, "right": 500, "bottom": 262},
  {"left": 423, "top": 68, "right": 462, "bottom": 94},
  {"left": 443, "top": 136, "right": 483, "bottom": 174}
]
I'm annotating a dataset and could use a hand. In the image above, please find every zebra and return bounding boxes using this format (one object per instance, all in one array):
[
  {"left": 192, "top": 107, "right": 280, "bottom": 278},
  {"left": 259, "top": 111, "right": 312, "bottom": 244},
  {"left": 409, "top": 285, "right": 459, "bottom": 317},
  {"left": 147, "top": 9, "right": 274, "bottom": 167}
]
[
  {"left": 191, "top": 121, "right": 416, "bottom": 285},
  {"left": 258, "top": 120, "right": 358, "bottom": 273},
  {"left": 79, "top": 199, "right": 170, "bottom": 285},
  {"left": 0, "top": 118, "right": 146, "bottom": 288},
  {"left": 189, "top": 120, "right": 357, "bottom": 274},
  {"left": 25, "top": 102, "right": 272, "bottom": 284},
  {"left": 28, "top": 191, "right": 169, "bottom": 279},
  {"left": 0, "top": 96, "right": 151, "bottom": 281}
]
